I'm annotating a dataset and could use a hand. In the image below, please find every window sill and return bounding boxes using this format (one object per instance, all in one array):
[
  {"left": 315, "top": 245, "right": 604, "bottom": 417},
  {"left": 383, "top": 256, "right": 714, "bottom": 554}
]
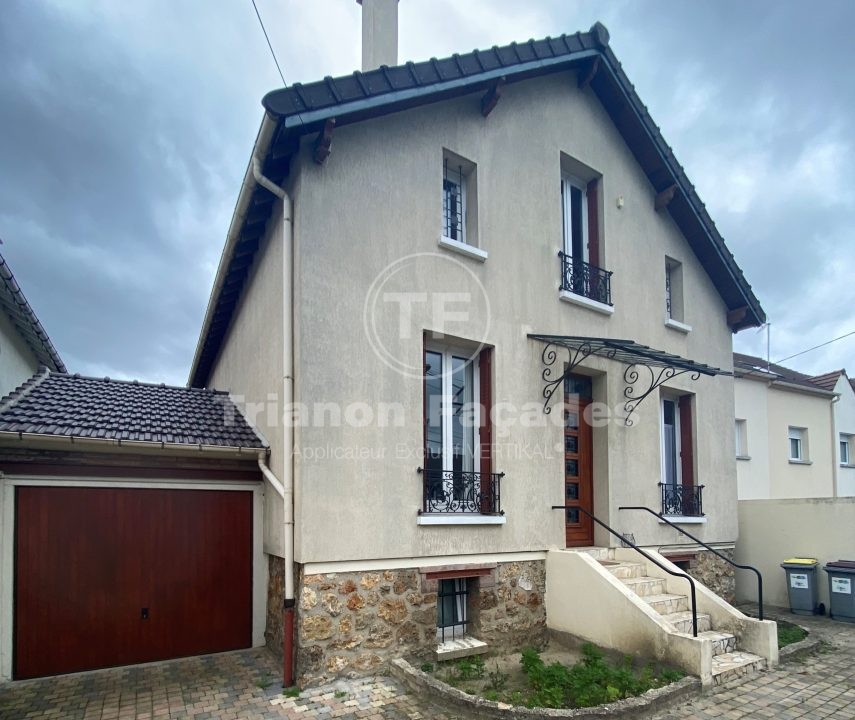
[
  {"left": 438, "top": 236, "right": 488, "bottom": 262},
  {"left": 736, "top": 455, "right": 752, "bottom": 461},
  {"left": 559, "top": 290, "right": 614, "bottom": 316},
  {"left": 840, "top": 463, "right": 855, "bottom": 469},
  {"left": 664, "top": 318, "right": 692, "bottom": 334},
  {"left": 418, "top": 513, "right": 506, "bottom": 526},
  {"left": 659, "top": 516, "right": 707, "bottom": 525},
  {"left": 789, "top": 459, "right": 812, "bottom": 465}
]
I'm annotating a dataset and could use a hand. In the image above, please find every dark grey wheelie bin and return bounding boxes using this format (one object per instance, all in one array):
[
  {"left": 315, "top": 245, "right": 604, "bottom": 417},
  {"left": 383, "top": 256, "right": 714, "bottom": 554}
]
[
  {"left": 824, "top": 561, "right": 855, "bottom": 623},
  {"left": 781, "top": 557, "right": 819, "bottom": 615}
]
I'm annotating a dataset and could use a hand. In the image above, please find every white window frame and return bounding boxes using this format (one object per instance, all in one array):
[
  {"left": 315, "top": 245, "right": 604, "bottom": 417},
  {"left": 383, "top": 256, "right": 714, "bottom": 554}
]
[
  {"left": 735, "top": 419, "right": 749, "bottom": 459},
  {"left": 442, "top": 161, "right": 467, "bottom": 246},
  {"left": 841, "top": 434, "right": 852, "bottom": 466},
  {"left": 561, "top": 173, "right": 589, "bottom": 262},
  {"left": 788, "top": 426, "right": 807, "bottom": 462},
  {"left": 660, "top": 396, "right": 682, "bottom": 486}
]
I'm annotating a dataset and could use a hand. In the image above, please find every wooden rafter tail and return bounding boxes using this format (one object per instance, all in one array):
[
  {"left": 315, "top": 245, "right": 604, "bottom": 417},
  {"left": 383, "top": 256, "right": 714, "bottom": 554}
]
[
  {"left": 313, "top": 118, "right": 335, "bottom": 165},
  {"left": 655, "top": 184, "right": 678, "bottom": 212},
  {"left": 727, "top": 306, "right": 749, "bottom": 330},
  {"left": 480, "top": 77, "right": 505, "bottom": 117},
  {"left": 578, "top": 56, "right": 600, "bottom": 90}
]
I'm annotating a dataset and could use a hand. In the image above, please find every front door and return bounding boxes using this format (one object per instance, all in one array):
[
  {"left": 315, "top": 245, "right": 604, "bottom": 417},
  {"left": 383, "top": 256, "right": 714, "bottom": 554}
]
[{"left": 564, "top": 375, "right": 594, "bottom": 547}]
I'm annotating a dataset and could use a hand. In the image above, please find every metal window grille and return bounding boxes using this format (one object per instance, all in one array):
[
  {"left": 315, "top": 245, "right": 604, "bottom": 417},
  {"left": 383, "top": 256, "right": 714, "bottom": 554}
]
[
  {"left": 665, "top": 262, "right": 673, "bottom": 318},
  {"left": 443, "top": 158, "right": 465, "bottom": 243},
  {"left": 436, "top": 578, "right": 468, "bottom": 642}
]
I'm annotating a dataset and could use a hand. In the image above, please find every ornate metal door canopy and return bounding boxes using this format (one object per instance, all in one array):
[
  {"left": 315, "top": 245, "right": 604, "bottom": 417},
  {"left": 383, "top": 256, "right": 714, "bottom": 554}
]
[{"left": 527, "top": 334, "right": 730, "bottom": 426}]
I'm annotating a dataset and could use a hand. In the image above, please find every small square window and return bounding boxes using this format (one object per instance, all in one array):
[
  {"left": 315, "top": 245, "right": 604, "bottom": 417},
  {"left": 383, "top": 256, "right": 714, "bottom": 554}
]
[
  {"left": 841, "top": 434, "right": 852, "bottom": 466},
  {"left": 788, "top": 427, "right": 807, "bottom": 462},
  {"left": 436, "top": 578, "right": 469, "bottom": 642}
]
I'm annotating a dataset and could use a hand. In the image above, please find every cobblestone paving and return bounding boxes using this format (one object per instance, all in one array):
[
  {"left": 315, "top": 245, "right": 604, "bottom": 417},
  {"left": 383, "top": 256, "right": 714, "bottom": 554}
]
[{"left": 1, "top": 609, "right": 854, "bottom": 719}]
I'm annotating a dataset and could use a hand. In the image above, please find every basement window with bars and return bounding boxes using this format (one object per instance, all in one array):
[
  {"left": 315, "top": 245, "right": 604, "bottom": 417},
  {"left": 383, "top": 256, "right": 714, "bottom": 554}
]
[{"left": 436, "top": 578, "right": 469, "bottom": 642}]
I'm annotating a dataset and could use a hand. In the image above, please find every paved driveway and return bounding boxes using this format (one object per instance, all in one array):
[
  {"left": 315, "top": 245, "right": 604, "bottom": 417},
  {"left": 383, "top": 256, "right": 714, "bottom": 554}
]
[{"left": 1, "top": 610, "right": 854, "bottom": 719}]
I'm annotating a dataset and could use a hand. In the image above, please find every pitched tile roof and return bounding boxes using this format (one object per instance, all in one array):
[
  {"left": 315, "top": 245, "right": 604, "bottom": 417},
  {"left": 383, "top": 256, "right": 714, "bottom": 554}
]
[
  {"left": 0, "top": 252, "right": 65, "bottom": 372},
  {"left": 189, "top": 22, "right": 765, "bottom": 388},
  {"left": 0, "top": 369, "right": 265, "bottom": 449},
  {"left": 810, "top": 369, "right": 844, "bottom": 392},
  {"left": 733, "top": 353, "right": 831, "bottom": 393}
]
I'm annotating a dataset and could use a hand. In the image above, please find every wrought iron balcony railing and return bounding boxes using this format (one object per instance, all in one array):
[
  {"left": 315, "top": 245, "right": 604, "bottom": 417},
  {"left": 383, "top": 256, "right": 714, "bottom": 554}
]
[
  {"left": 559, "top": 251, "right": 613, "bottom": 306},
  {"left": 419, "top": 468, "right": 503, "bottom": 515},
  {"left": 660, "top": 482, "right": 704, "bottom": 517}
]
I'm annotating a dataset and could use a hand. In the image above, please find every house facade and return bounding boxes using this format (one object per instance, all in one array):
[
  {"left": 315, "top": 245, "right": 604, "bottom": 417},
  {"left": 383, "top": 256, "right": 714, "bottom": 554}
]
[
  {"left": 190, "top": 15, "right": 766, "bottom": 686},
  {"left": 733, "top": 354, "right": 855, "bottom": 610},
  {"left": 0, "top": 252, "right": 65, "bottom": 396}
]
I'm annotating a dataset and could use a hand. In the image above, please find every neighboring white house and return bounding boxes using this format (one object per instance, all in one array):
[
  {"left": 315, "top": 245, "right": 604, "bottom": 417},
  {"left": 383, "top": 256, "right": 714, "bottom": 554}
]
[
  {"left": 0, "top": 252, "right": 65, "bottom": 395},
  {"left": 733, "top": 353, "right": 855, "bottom": 611},
  {"left": 810, "top": 369, "right": 855, "bottom": 497},
  {"left": 189, "top": 9, "right": 773, "bottom": 688}
]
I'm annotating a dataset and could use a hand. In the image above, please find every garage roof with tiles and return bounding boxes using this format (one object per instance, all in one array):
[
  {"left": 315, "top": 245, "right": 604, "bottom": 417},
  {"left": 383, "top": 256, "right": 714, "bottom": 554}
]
[{"left": 0, "top": 368, "right": 266, "bottom": 449}]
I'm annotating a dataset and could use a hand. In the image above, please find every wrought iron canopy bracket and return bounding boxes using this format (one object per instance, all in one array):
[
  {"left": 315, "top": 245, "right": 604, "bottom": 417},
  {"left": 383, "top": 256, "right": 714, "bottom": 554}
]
[
  {"left": 623, "top": 364, "right": 701, "bottom": 427},
  {"left": 528, "top": 335, "right": 728, "bottom": 427}
]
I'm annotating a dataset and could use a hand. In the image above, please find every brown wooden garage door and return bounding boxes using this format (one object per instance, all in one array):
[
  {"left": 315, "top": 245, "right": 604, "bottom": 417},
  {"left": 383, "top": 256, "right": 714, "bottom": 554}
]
[{"left": 14, "top": 486, "right": 253, "bottom": 679}]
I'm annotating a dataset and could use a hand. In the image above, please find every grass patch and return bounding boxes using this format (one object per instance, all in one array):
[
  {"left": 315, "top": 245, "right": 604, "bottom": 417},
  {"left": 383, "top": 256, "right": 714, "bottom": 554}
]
[
  {"left": 282, "top": 686, "right": 301, "bottom": 698},
  {"left": 436, "top": 644, "right": 683, "bottom": 710},
  {"left": 777, "top": 620, "right": 808, "bottom": 648}
]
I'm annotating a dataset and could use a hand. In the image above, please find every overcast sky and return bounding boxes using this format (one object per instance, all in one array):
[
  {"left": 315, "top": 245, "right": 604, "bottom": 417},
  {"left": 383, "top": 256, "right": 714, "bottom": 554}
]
[{"left": 1, "top": 0, "right": 853, "bottom": 385}]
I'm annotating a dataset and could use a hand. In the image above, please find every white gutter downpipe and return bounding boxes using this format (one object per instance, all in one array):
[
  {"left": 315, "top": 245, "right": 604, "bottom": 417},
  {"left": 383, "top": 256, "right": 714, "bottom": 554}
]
[
  {"left": 251, "top": 144, "right": 296, "bottom": 686},
  {"left": 257, "top": 453, "right": 285, "bottom": 499}
]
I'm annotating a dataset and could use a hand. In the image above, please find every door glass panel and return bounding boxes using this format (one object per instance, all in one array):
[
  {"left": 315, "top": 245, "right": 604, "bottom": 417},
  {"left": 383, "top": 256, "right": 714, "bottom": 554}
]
[
  {"left": 566, "top": 483, "right": 579, "bottom": 500},
  {"left": 662, "top": 399, "right": 678, "bottom": 485},
  {"left": 565, "top": 436, "right": 578, "bottom": 453},
  {"left": 451, "top": 356, "right": 474, "bottom": 501},
  {"left": 566, "top": 508, "right": 580, "bottom": 524},
  {"left": 566, "top": 459, "right": 579, "bottom": 476},
  {"left": 425, "top": 351, "right": 444, "bottom": 482},
  {"left": 565, "top": 375, "right": 593, "bottom": 399},
  {"left": 565, "top": 412, "right": 579, "bottom": 430}
]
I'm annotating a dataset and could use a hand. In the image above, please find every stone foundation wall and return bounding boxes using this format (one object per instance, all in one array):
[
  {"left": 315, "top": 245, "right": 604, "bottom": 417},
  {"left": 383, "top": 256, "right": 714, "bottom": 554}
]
[
  {"left": 685, "top": 549, "right": 736, "bottom": 602},
  {"left": 266, "top": 555, "right": 286, "bottom": 658},
  {"left": 295, "top": 559, "right": 546, "bottom": 687}
]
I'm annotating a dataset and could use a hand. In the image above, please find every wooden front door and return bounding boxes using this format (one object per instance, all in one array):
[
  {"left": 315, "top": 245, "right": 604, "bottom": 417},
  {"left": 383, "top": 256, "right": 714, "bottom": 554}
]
[
  {"left": 14, "top": 486, "right": 253, "bottom": 679},
  {"left": 565, "top": 375, "right": 594, "bottom": 547}
]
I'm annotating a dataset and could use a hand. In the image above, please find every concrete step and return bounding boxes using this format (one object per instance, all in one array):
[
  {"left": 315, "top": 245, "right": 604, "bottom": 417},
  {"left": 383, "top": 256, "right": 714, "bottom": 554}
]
[
  {"left": 570, "top": 546, "right": 614, "bottom": 561},
  {"left": 643, "top": 593, "right": 689, "bottom": 615},
  {"left": 660, "top": 610, "right": 712, "bottom": 634},
  {"left": 711, "top": 651, "right": 766, "bottom": 686},
  {"left": 620, "top": 576, "right": 667, "bottom": 597},
  {"left": 600, "top": 560, "right": 646, "bottom": 579},
  {"left": 698, "top": 630, "right": 738, "bottom": 657}
]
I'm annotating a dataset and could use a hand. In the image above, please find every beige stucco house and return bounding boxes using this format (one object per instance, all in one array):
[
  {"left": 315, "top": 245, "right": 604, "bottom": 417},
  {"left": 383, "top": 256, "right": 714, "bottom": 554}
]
[
  {"left": 190, "top": 6, "right": 774, "bottom": 687},
  {"left": 733, "top": 354, "right": 855, "bottom": 610}
]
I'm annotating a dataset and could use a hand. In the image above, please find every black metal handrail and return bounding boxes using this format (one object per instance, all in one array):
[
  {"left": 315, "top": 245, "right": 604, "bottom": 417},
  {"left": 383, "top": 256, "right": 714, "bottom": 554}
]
[
  {"left": 418, "top": 468, "right": 503, "bottom": 515},
  {"left": 558, "top": 251, "right": 613, "bottom": 306},
  {"left": 659, "top": 483, "right": 704, "bottom": 517},
  {"left": 551, "top": 505, "right": 698, "bottom": 636},
  {"left": 619, "top": 505, "right": 764, "bottom": 621}
]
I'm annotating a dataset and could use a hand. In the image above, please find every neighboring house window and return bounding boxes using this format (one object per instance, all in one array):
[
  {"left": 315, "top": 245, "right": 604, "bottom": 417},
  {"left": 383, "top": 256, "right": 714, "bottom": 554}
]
[
  {"left": 436, "top": 578, "right": 469, "bottom": 641},
  {"left": 559, "top": 172, "right": 610, "bottom": 305},
  {"left": 660, "top": 395, "right": 701, "bottom": 516},
  {"left": 788, "top": 426, "right": 807, "bottom": 462},
  {"left": 424, "top": 343, "right": 495, "bottom": 513},
  {"left": 442, "top": 151, "right": 478, "bottom": 247},
  {"left": 841, "top": 434, "right": 852, "bottom": 465},
  {"left": 735, "top": 419, "right": 748, "bottom": 458},
  {"left": 665, "top": 258, "right": 684, "bottom": 321}
]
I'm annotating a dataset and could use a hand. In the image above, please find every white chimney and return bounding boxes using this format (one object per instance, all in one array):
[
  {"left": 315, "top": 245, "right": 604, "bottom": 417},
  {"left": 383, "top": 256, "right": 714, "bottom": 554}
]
[{"left": 357, "top": 0, "right": 398, "bottom": 71}]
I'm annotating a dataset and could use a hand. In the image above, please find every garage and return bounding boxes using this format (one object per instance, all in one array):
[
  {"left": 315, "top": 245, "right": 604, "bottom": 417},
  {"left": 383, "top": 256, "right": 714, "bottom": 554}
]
[
  {"left": 14, "top": 485, "right": 253, "bottom": 679},
  {"left": 0, "top": 370, "right": 268, "bottom": 680}
]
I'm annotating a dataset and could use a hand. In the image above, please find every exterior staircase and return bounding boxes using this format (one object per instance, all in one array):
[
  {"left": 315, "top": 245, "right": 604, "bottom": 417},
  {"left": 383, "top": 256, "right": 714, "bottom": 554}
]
[
  {"left": 545, "top": 547, "right": 778, "bottom": 687},
  {"left": 600, "top": 556, "right": 766, "bottom": 685}
]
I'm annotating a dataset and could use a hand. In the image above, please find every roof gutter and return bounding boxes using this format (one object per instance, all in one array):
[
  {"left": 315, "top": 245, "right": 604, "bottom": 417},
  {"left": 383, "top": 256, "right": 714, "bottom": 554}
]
[
  {"left": 0, "top": 430, "right": 267, "bottom": 458},
  {"left": 188, "top": 112, "right": 280, "bottom": 387}
]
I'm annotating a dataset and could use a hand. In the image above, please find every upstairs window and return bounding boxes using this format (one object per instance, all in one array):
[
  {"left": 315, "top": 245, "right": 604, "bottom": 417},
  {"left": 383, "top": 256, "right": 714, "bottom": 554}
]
[
  {"left": 788, "top": 426, "right": 807, "bottom": 462},
  {"left": 841, "top": 434, "right": 852, "bottom": 465},
  {"left": 441, "top": 151, "right": 478, "bottom": 249},
  {"left": 665, "top": 258, "right": 684, "bottom": 321},
  {"left": 735, "top": 419, "right": 748, "bottom": 458}
]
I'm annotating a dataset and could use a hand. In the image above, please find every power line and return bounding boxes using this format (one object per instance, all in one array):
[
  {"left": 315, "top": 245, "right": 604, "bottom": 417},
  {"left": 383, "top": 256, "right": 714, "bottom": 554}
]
[
  {"left": 775, "top": 330, "right": 855, "bottom": 365},
  {"left": 250, "top": 0, "right": 286, "bottom": 86}
]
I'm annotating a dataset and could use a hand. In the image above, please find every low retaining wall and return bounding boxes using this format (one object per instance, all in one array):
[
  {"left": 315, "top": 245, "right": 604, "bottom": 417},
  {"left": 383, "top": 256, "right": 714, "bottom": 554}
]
[{"left": 389, "top": 657, "right": 701, "bottom": 720}]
